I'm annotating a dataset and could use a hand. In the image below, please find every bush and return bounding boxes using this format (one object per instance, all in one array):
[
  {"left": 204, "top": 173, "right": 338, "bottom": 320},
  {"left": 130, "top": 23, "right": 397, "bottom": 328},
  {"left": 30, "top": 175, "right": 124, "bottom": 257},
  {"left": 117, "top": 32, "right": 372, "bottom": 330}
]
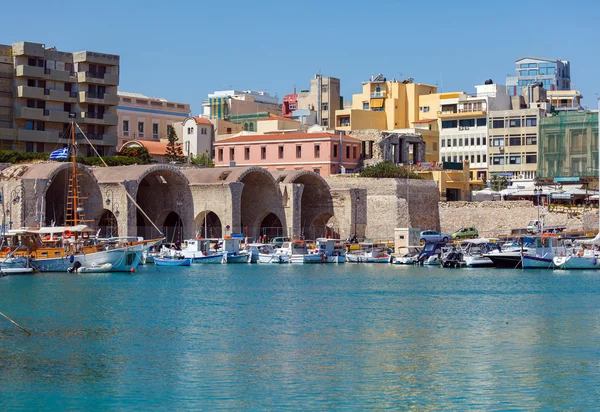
[
  {"left": 119, "top": 146, "right": 151, "bottom": 164},
  {"left": 359, "top": 162, "right": 422, "bottom": 179},
  {"left": 77, "top": 156, "right": 142, "bottom": 167},
  {"left": 0, "top": 150, "right": 49, "bottom": 163}
]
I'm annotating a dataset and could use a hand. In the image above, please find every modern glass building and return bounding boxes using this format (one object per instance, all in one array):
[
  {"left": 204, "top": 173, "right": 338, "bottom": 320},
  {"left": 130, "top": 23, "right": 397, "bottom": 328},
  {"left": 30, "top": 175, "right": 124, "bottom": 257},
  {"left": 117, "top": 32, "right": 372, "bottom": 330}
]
[{"left": 506, "top": 57, "right": 571, "bottom": 96}]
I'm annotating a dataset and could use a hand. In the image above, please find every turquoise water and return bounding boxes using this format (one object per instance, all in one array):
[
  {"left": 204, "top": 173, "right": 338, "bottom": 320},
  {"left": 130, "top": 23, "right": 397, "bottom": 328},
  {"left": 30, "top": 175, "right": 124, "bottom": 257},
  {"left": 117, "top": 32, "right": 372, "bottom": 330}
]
[{"left": 1, "top": 264, "right": 600, "bottom": 410}]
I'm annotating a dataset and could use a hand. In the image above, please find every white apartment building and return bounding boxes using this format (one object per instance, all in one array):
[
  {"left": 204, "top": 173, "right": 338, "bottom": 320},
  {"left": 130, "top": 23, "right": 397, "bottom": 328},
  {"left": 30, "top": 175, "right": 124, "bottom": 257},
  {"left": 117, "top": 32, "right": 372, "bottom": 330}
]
[{"left": 438, "top": 83, "right": 511, "bottom": 185}]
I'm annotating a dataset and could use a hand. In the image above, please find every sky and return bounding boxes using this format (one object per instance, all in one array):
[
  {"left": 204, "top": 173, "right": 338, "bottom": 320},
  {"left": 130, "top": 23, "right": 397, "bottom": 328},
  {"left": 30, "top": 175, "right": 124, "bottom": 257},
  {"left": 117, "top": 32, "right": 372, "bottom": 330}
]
[{"left": 2, "top": 0, "right": 598, "bottom": 114}]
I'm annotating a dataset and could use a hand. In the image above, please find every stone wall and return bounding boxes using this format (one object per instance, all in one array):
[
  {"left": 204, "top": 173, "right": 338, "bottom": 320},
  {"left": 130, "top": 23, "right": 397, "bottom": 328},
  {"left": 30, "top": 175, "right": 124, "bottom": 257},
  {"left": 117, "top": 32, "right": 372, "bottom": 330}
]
[
  {"left": 439, "top": 200, "right": 599, "bottom": 237},
  {"left": 327, "top": 177, "right": 440, "bottom": 239}
]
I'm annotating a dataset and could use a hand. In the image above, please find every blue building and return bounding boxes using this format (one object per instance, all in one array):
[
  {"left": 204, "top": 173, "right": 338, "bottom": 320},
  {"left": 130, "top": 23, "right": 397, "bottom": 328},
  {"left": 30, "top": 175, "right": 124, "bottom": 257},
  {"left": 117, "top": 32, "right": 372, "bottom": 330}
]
[{"left": 506, "top": 57, "right": 571, "bottom": 96}]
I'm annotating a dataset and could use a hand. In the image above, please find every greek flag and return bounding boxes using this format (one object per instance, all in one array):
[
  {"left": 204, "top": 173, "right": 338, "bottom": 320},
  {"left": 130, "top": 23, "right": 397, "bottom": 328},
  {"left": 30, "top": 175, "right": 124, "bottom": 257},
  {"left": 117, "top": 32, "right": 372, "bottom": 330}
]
[{"left": 50, "top": 147, "right": 69, "bottom": 161}]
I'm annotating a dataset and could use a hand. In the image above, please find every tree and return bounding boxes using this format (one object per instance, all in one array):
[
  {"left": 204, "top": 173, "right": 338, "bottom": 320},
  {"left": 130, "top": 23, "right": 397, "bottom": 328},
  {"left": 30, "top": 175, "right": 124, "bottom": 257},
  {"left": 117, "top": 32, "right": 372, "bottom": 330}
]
[
  {"left": 165, "top": 128, "right": 185, "bottom": 163},
  {"left": 359, "top": 162, "right": 422, "bottom": 179},
  {"left": 489, "top": 174, "right": 509, "bottom": 192},
  {"left": 190, "top": 151, "right": 215, "bottom": 168},
  {"left": 119, "top": 146, "right": 151, "bottom": 164}
]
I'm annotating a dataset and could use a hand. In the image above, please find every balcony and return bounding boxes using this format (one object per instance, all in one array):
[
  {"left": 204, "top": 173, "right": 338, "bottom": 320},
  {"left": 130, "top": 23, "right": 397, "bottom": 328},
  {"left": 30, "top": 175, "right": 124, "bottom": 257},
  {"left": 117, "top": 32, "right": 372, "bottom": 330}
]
[
  {"left": 17, "top": 129, "right": 64, "bottom": 143},
  {"left": 17, "top": 86, "right": 75, "bottom": 103},
  {"left": 44, "top": 68, "right": 72, "bottom": 82},
  {"left": 77, "top": 71, "right": 119, "bottom": 86},
  {"left": 78, "top": 91, "right": 119, "bottom": 105},
  {"left": 15, "top": 65, "right": 45, "bottom": 79},
  {"left": 15, "top": 107, "right": 74, "bottom": 123},
  {"left": 80, "top": 111, "right": 118, "bottom": 126},
  {"left": 370, "top": 91, "right": 386, "bottom": 98},
  {"left": 438, "top": 110, "right": 486, "bottom": 119}
]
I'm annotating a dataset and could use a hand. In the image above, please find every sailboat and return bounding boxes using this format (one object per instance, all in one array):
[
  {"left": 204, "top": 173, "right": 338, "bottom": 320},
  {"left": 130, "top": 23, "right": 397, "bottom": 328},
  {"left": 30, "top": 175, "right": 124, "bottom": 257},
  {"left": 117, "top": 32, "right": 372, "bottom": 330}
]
[{"left": 0, "top": 122, "right": 163, "bottom": 272}]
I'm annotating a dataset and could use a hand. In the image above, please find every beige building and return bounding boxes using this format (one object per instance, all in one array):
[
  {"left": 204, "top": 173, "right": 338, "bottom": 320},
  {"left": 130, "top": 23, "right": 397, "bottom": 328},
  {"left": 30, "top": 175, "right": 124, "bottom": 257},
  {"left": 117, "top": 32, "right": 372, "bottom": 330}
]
[
  {"left": 117, "top": 92, "right": 189, "bottom": 147},
  {"left": 256, "top": 115, "right": 301, "bottom": 134},
  {"left": 296, "top": 75, "right": 341, "bottom": 128},
  {"left": 547, "top": 90, "right": 583, "bottom": 111},
  {"left": 0, "top": 41, "right": 120, "bottom": 155}
]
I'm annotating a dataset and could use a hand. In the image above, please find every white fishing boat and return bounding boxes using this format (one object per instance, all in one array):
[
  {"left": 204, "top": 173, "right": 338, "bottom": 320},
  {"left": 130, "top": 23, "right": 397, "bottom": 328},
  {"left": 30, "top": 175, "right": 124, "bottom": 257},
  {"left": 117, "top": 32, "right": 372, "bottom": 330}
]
[
  {"left": 257, "top": 244, "right": 290, "bottom": 263},
  {"left": 307, "top": 238, "right": 346, "bottom": 263},
  {"left": 521, "top": 235, "right": 567, "bottom": 269},
  {"left": 553, "top": 234, "right": 600, "bottom": 270},
  {"left": 347, "top": 242, "right": 390, "bottom": 263}
]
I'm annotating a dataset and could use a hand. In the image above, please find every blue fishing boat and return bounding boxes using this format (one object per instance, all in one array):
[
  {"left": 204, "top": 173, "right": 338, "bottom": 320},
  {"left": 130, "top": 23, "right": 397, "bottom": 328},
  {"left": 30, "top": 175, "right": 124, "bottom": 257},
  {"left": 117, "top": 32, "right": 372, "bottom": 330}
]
[{"left": 154, "top": 257, "right": 192, "bottom": 266}]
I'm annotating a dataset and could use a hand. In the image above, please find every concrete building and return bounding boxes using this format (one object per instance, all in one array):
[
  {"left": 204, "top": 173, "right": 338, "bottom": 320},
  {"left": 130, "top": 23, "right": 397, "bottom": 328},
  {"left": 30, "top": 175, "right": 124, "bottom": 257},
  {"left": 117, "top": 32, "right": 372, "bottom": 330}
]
[
  {"left": 547, "top": 90, "right": 583, "bottom": 111},
  {"left": 284, "top": 74, "right": 341, "bottom": 128},
  {"left": 117, "top": 92, "right": 189, "bottom": 147},
  {"left": 202, "top": 89, "right": 281, "bottom": 126},
  {"left": 213, "top": 132, "right": 361, "bottom": 177},
  {"left": 0, "top": 41, "right": 120, "bottom": 155},
  {"left": 335, "top": 74, "right": 437, "bottom": 132},
  {"left": 412, "top": 161, "right": 471, "bottom": 201},
  {"left": 438, "top": 83, "right": 511, "bottom": 187},
  {"left": 506, "top": 56, "right": 571, "bottom": 96},
  {"left": 181, "top": 116, "right": 214, "bottom": 160},
  {"left": 488, "top": 84, "right": 551, "bottom": 183},
  {"left": 256, "top": 115, "right": 301, "bottom": 134}
]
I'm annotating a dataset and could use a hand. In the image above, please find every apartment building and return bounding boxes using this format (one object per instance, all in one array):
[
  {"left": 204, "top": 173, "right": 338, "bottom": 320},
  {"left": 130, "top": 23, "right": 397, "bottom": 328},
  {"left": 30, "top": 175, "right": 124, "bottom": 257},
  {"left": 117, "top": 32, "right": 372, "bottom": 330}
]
[
  {"left": 0, "top": 41, "right": 120, "bottom": 155},
  {"left": 506, "top": 56, "right": 571, "bottom": 96},
  {"left": 438, "top": 83, "right": 511, "bottom": 187},
  {"left": 117, "top": 92, "right": 190, "bottom": 146},
  {"left": 487, "top": 84, "right": 551, "bottom": 182},
  {"left": 283, "top": 74, "right": 341, "bottom": 128}
]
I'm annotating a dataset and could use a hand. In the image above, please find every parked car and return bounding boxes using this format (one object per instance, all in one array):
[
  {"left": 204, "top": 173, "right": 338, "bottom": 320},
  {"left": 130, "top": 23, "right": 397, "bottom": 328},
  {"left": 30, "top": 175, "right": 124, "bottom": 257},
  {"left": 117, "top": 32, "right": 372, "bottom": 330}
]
[
  {"left": 419, "top": 230, "right": 451, "bottom": 244},
  {"left": 270, "top": 237, "right": 291, "bottom": 248},
  {"left": 452, "top": 227, "right": 479, "bottom": 240}
]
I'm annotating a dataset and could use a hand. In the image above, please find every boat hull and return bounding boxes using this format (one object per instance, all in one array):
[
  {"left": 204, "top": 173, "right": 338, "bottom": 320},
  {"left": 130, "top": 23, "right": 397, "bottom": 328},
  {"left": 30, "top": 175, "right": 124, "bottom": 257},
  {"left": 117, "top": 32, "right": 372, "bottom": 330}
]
[
  {"left": 522, "top": 255, "right": 554, "bottom": 269},
  {"left": 553, "top": 255, "right": 600, "bottom": 270},
  {"left": 192, "top": 254, "right": 225, "bottom": 264},
  {"left": 154, "top": 258, "right": 192, "bottom": 266},
  {"left": 347, "top": 254, "right": 389, "bottom": 263},
  {"left": 258, "top": 253, "right": 290, "bottom": 263},
  {"left": 222, "top": 253, "right": 252, "bottom": 264},
  {"left": 463, "top": 256, "right": 495, "bottom": 268},
  {"left": 32, "top": 246, "right": 142, "bottom": 272},
  {"left": 485, "top": 253, "right": 522, "bottom": 269},
  {"left": 290, "top": 254, "right": 324, "bottom": 264}
]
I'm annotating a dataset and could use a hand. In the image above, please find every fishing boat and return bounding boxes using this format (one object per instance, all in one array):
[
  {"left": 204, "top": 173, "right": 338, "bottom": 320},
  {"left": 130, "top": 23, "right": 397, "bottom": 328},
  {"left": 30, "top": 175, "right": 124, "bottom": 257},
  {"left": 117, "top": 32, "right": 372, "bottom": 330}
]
[
  {"left": 154, "top": 256, "right": 192, "bottom": 266},
  {"left": 278, "top": 240, "right": 322, "bottom": 264},
  {"left": 346, "top": 242, "right": 390, "bottom": 263},
  {"left": 521, "top": 235, "right": 567, "bottom": 269},
  {"left": 257, "top": 244, "right": 290, "bottom": 263},
  {"left": 306, "top": 238, "right": 346, "bottom": 263}
]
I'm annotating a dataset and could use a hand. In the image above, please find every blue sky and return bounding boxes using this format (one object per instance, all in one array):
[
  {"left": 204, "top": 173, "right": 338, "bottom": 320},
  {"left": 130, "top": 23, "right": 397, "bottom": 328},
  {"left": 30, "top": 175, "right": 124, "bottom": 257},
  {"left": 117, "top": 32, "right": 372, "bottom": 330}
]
[{"left": 2, "top": 0, "right": 598, "bottom": 114}]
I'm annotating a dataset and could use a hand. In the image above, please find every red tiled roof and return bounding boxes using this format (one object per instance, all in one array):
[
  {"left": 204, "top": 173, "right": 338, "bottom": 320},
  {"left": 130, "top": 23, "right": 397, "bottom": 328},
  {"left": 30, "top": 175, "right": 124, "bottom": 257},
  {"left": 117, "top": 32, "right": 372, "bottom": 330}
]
[
  {"left": 214, "top": 132, "right": 361, "bottom": 145},
  {"left": 189, "top": 116, "right": 212, "bottom": 125},
  {"left": 412, "top": 119, "right": 437, "bottom": 123},
  {"left": 121, "top": 140, "right": 168, "bottom": 155}
]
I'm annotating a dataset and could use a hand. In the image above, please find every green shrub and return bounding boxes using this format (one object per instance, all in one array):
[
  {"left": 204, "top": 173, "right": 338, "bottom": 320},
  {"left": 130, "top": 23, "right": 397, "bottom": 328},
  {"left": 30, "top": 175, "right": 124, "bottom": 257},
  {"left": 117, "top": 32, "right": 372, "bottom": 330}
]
[{"left": 359, "top": 162, "right": 422, "bottom": 179}]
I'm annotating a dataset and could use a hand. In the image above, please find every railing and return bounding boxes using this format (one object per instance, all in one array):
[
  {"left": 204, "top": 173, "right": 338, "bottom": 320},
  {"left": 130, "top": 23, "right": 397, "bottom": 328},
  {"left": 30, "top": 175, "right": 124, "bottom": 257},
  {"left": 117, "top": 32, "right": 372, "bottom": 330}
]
[
  {"left": 69, "top": 91, "right": 77, "bottom": 98},
  {"left": 87, "top": 133, "right": 104, "bottom": 140},
  {"left": 86, "top": 71, "right": 105, "bottom": 79},
  {"left": 438, "top": 110, "right": 457, "bottom": 115},
  {"left": 87, "top": 112, "right": 104, "bottom": 119},
  {"left": 458, "top": 108, "right": 485, "bottom": 113},
  {"left": 370, "top": 91, "right": 386, "bottom": 98},
  {"left": 87, "top": 92, "right": 105, "bottom": 99}
]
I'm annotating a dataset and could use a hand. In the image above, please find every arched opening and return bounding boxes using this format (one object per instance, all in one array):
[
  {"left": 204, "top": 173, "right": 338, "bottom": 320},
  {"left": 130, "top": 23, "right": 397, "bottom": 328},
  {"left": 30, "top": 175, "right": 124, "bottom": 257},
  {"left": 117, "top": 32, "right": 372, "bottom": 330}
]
[
  {"left": 259, "top": 212, "right": 283, "bottom": 240},
  {"left": 248, "top": 122, "right": 254, "bottom": 132},
  {"left": 97, "top": 209, "right": 118, "bottom": 238},
  {"left": 293, "top": 173, "right": 334, "bottom": 239},
  {"left": 239, "top": 170, "right": 285, "bottom": 240},
  {"left": 44, "top": 166, "right": 102, "bottom": 227},
  {"left": 308, "top": 212, "right": 337, "bottom": 240},
  {"left": 163, "top": 211, "right": 183, "bottom": 243},
  {"left": 135, "top": 169, "right": 192, "bottom": 240},
  {"left": 194, "top": 211, "right": 222, "bottom": 238}
]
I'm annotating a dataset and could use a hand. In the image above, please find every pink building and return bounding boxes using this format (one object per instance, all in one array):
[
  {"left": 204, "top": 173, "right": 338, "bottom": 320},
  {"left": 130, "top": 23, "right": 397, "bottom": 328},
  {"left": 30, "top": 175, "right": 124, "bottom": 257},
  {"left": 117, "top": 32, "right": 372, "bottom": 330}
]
[{"left": 213, "top": 132, "right": 362, "bottom": 176}]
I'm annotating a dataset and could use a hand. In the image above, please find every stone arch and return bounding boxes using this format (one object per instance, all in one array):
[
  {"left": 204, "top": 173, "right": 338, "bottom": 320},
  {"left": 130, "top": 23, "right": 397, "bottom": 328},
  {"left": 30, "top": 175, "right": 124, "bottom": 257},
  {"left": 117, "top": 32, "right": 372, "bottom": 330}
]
[
  {"left": 194, "top": 210, "right": 222, "bottom": 238},
  {"left": 156, "top": 210, "right": 183, "bottom": 243},
  {"left": 97, "top": 209, "right": 118, "bottom": 238},
  {"left": 238, "top": 169, "right": 286, "bottom": 240},
  {"left": 282, "top": 170, "right": 334, "bottom": 239},
  {"left": 258, "top": 212, "right": 284, "bottom": 239},
  {"left": 133, "top": 165, "right": 193, "bottom": 240}
]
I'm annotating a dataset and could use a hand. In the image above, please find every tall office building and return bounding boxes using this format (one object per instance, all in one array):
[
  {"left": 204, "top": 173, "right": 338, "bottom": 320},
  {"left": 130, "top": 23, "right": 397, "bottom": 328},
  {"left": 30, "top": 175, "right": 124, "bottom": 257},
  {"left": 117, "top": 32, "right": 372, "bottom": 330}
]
[
  {"left": 506, "top": 56, "right": 570, "bottom": 96},
  {"left": 0, "top": 41, "right": 120, "bottom": 155}
]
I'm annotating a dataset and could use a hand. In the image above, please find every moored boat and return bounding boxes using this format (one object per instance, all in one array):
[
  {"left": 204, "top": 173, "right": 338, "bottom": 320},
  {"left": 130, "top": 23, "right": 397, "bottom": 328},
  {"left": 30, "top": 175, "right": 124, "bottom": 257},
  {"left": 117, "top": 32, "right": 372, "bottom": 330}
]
[
  {"left": 347, "top": 242, "right": 389, "bottom": 263},
  {"left": 154, "top": 256, "right": 192, "bottom": 266}
]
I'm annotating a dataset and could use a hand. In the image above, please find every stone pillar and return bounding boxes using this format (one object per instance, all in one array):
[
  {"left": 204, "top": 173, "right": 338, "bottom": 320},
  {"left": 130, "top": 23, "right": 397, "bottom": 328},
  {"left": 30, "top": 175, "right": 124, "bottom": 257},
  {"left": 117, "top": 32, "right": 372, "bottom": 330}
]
[{"left": 280, "top": 182, "right": 304, "bottom": 238}]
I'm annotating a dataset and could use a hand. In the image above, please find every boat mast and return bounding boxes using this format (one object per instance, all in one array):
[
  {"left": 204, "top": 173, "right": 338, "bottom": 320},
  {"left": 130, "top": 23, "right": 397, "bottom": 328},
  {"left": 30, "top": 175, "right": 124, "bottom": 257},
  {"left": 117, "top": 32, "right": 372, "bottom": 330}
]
[{"left": 71, "top": 121, "right": 78, "bottom": 226}]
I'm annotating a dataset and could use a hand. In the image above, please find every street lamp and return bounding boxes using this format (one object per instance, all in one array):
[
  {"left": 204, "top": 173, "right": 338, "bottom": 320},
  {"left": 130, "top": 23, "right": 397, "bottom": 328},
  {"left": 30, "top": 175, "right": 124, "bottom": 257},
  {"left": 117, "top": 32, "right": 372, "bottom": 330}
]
[
  {"left": 105, "top": 189, "right": 117, "bottom": 237},
  {"left": 534, "top": 185, "right": 543, "bottom": 233}
]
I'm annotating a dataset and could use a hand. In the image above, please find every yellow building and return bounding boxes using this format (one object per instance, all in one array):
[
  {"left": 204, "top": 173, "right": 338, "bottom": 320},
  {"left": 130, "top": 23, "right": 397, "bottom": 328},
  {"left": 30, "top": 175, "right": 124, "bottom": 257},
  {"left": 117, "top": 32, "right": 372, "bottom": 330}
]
[
  {"left": 412, "top": 161, "right": 471, "bottom": 201},
  {"left": 335, "top": 74, "right": 437, "bottom": 131}
]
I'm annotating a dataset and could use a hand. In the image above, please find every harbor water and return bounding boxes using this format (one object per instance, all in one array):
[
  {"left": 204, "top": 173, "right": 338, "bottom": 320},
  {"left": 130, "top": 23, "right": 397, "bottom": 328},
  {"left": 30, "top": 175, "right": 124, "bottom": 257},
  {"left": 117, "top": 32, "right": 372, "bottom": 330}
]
[{"left": 1, "top": 264, "right": 600, "bottom": 410}]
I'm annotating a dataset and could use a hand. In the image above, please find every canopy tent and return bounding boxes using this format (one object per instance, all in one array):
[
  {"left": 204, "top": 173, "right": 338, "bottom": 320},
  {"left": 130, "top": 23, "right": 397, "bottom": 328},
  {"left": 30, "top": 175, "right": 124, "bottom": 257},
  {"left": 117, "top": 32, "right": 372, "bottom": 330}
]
[{"left": 472, "top": 189, "right": 501, "bottom": 201}]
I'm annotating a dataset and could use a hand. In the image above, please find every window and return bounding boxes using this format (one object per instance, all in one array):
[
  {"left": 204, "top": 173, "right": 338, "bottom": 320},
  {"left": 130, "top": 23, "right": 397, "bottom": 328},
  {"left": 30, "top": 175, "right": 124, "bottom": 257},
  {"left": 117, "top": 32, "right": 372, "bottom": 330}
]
[
  {"left": 453, "top": 139, "right": 457, "bottom": 147},
  {"left": 314, "top": 168, "right": 320, "bottom": 175},
  {"left": 464, "top": 138, "right": 469, "bottom": 147},
  {"left": 526, "top": 135, "right": 537, "bottom": 145},
  {"left": 261, "top": 146, "right": 266, "bottom": 159},
  {"left": 492, "top": 119, "right": 505, "bottom": 129},
  {"left": 447, "top": 139, "right": 451, "bottom": 147},
  {"left": 167, "top": 125, "right": 173, "bottom": 135},
  {"left": 226, "top": 127, "right": 232, "bottom": 133},
  {"left": 470, "top": 155, "right": 475, "bottom": 163},
  {"left": 442, "top": 120, "right": 458, "bottom": 129},
  {"left": 25, "top": 121, "right": 34, "bottom": 130},
  {"left": 441, "top": 156, "right": 446, "bottom": 162},
  {"left": 483, "top": 155, "right": 486, "bottom": 163},
  {"left": 459, "top": 138, "right": 463, "bottom": 146},
  {"left": 218, "top": 148, "right": 223, "bottom": 161},
  {"left": 314, "top": 145, "right": 320, "bottom": 158},
  {"left": 26, "top": 142, "right": 34, "bottom": 152},
  {"left": 525, "top": 117, "right": 537, "bottom": 127},
  {"left": 441, "top": 139, "right": 445, "bottom": 148},
  {"left": 509, "top": 118, "right": 521, "bottom": 128},
  {"left": 509, "top": 155, "right": 521, "bottom": 164},
  {"left": 423, "top": 106, "right": 430, "bottom": 112},
  {"left": 471, "top": 138, "right": 475, "bottom": 146},
  {"left": 353, "top": 146, "right": 357, "bottom": 158},
  {"left": 526, "top": 154, "right": 537, "bottom": 164},
  {"left": 37, "top": 142, "right": 44, "bottom": 152},
  {"left": 229, "top": 148, "right": 235, "bottom": 161},
  {"left": 322, "top": 85, "right": 328, "bottom": 93},
  {"left": 322, "top": 119, "right": 328, "bottom": 127},
  {"left": 36, "top": 121, "right": 45, "bottom": 131},
  {"left": 322, "top": 103, "right": 328, "bottom": 111},
  {"left": 509, "top": 137, "right": 521, "bottom": 146},
  {"left": 477, "top": 155, "right": 481, "bottom": 163},
  {"left": 459, "top": 155, "right": 463, "bottom": 161},
  {"left": 138, "top": 122, "right": 144, "bottom": 132},
  {"left": 152, "top": 123, "right": 159, "bottom": 135},
  {"left": 453, "top": 156, "right": 458, "bottom": 162},
  {"left": 477, "top": 137, "right": 481, "bottom": 145},
  {"left": 363, "top": 102, "right": 369, "bottom": 110},
  {"left": 278, "top": 146, "right": 284, "bottom": 159},
  {"left": 122, "top": 120, "right": 129, "bottom": 132},
  {"left": 296, "top": 145, "right": 302, "bottom": 158},
  {"left": 333, "top": 144, "right": 338, "bottom": 158},
  {"left": 459, "top": 119, "right": 475, "bottom": 128},
  {"left": 244, "top": 147, "right": 250, "bottom": 160},
  {"left": 477, "top": 118, "right": 487, "bottom": 127},
  {"left": 27, "top": 99, "right": 35, "bottom": 108},
  {"left": 492, "top": 156, "right": 504, "bottom": 165},
  {"left": 482, "top": 137, "right": 486, "bottom": 146}
]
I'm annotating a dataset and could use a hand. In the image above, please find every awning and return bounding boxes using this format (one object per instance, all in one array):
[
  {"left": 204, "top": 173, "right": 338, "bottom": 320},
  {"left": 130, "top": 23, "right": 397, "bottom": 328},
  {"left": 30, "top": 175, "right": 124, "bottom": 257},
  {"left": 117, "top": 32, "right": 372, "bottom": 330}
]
[
  {"left": 370, "top": 98, "right": 384, "bottom": 108},
  {"left": 26, "top": 225, "right": 93, "bottom": 234}
]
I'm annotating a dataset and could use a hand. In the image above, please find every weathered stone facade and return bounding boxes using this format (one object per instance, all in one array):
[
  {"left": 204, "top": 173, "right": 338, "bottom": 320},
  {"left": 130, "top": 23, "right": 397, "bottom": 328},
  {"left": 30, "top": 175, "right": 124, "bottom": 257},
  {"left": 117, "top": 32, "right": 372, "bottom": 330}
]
[
  {"left": 0, "top": 162, "right": 442, "bottom": 241},
  {"left": 439, "top": 200, "right": 599, "bottom": 237}
]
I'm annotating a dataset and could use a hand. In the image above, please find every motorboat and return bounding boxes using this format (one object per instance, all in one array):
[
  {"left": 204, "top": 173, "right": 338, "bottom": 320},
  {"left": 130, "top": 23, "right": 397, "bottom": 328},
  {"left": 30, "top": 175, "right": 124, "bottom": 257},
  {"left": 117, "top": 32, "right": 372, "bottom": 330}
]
[
  {"left": 483, "top": 236, "right": 536, "bottom": 269},
  {"left": 306, "top": 238, "right": 346, "bottom": 263},
  {"left": 521, "top": 235, "right": 567, "bottom": 269},
  {"left": 389, "top": 247, "right": 420, "bottom": 265},
  {"left": 553, "top": 234, "right": 600, "bottom": 270},
  {"left": 220, "top": 238, "right": 252, "bottom": 263},
  {"left": 277, "top": 240, "right": 322, "bottom": 264},
  {"left": 441, "top": 248, "right": 465, "bottom": 268},
  {"left": 245, "top": 243, "right": 266, "bottom": 263},
  {"left": 459, "top": 239, "right": 501, "bottom": 268},
  {"left": 346, "top": 242, "right": 390, "bottom": 263},
  {"left": 154, "top": 256, "right": 192, "bottom": 267},
  {"left": 258, "top": 244, "right": 290, "bottom": 264},
  {"left": 415, "top": 241, "right": 447, "bottom": 266}
]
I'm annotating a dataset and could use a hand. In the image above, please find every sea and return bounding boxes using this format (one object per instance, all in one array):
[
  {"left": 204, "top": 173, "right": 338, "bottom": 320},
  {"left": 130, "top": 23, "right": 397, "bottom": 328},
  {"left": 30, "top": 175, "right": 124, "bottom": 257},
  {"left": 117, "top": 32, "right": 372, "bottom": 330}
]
[{"left": 1, "top": 264, "right": 599, "bottom": 410}]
